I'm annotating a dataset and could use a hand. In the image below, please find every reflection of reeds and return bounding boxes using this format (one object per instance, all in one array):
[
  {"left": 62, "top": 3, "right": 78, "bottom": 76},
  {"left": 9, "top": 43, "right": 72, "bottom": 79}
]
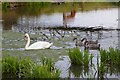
[
  {"left": 68, "top": 48, "right": 93, "bottom": 66},
  {"left": 98, "top": 62, "right": 107, "bottom": 79},
  {"left": 69, "top": 65, "right": 83, "bottom": 77},
  {"left": 2, "top": 56, "right": 60, "bottom": 78}
]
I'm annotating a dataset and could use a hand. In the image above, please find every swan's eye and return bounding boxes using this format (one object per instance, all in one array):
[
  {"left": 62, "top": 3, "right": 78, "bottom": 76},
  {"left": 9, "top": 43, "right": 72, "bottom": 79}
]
[{"left": 24, "top": 36, "right": 28, "bottom": 40}]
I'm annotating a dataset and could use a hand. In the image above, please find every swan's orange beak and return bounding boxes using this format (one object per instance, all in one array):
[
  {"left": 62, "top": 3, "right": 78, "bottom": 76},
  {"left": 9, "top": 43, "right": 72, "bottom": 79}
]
[{"left": 24, "top": 36, "right": 27, "bottom": 40}]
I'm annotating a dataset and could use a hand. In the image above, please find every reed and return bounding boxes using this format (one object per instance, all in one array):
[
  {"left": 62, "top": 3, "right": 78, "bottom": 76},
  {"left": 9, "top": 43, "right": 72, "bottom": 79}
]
[
  {"left": 40, "top": 57, "right": 54, "bottom": 71},
  {"left": 68, "top": 48, "right": 93, "bottom": 66},
  {"left": 32, "top": 65, "right": 60, "bottom": 78},
  {"left": 100, "top": 49, "right": 109, "bottom": 64},
  {"left": 31, "top": 57, "right": 60, "bottom": 78},
  {"left": 98, "top": 62, "right": 107, "bottom": 79},
  {"left": 100, "top": 48, "right": 120, "bottom": 66},
  {"left": 90, "top": 54, "right": 94, "bottom": 65},
  {"left": 68, "top": 48, "right": 83, "bottom": 65},
  {"left": 83, "top": 50, "right": 89, "bottom": 67},
  {"left": 99, "top": 48, "right": 120, "bottom": 75},
  {"left": 2, "top": 56, "right": 60, "bottom": 78},
  {"left": 109, "top": 48, "right": 120, "bottom": 65},
  {"left": 18, "top": 58, "right": 35, "bottom": 78},
  {"left": 2, "top": 56, "right": 19, "bottom": 78}
]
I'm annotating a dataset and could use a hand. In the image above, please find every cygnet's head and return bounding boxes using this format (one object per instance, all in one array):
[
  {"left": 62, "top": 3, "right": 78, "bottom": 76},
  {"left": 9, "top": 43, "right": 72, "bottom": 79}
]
[
  {"left": 73, "top": 37, "right": 77, "bottom": 41},
  {"left": 81, "top": 38, "right": 87, "bottom": 42}
]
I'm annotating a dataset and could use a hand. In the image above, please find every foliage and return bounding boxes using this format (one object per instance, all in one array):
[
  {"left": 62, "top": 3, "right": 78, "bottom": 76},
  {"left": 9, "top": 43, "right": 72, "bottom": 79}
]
[
  {"left": 98, "top": 62, "right": 107, "bottom": 79},
  {"left": 68, "top": 48, "right": 93, "bottom": 66},
  {"left": 32, "top": 65, "right": 60, "bottom": 78},
  {"left": 68, "top": 48, "right": 83, "bottom": 65},
  {"left": 100, "top": 48, "right": 120, "bottom": 66},
  {"left": 2, "top": 2, "right": 52, "bottom": 13},
  {"left": 2, "top": 56, "right": 60, "bottom": 78},
  {"left": 2, "top": 56, "right": 19, "bottom": 78},
  {"left": 83, "top": 50, "right": 89, "bottom": 67},
  {"left": 2, "top": 2, "right": 9, "bottom": 11},
  {"left": 99, "top": 48, "right": 120, "bottom": 77},
  {"left": 41, "top": 57, "right": 54, "bottom": 71},
  {"left": 68, "top": 47, "right": 120, "bottom": 78},
  {"left": 100, "top": 49, "right": 109, "bottom": 64},
  {"left": 31, "top": 57, "right": 60, "bottom": 78}
]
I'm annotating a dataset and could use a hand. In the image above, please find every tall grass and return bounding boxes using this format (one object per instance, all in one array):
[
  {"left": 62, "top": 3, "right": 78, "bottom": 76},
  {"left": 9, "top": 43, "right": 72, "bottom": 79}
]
[
  {"left": 2, "top": 56, "right": 19, "bottom": 78},
  {"left": 68, "top": 48, "right": 93, "bottom": 66},
  {"left": 40, "top": 57, "right": 54, "bottom": 71},
  {"left": 83, "top": 50, "right": 89, "bottom": 67},
  {"left": 32, "top": 65, "right": 60, "bottom": 78},
  {"left": 100, "top": 49, "right": 109, "bottom": 64},
  {"left": 99, "top": 48, "right": 120, "bottom": 77},
  {"left": 68, "top": 48, "right": 83, "bottom": 65},
  {"left": 2, "top": 56, "right": 60, "bottom": 78},
  {"left": 100, "top": 48, "right": 120, "bottom": 66},
  {"left": 68, "top": 48, "right": 120, "bottom": 78},
  {"left": 98, "top": 62, "right": 107, "bottom": 79},
  {"left": 31, "top": 57, "right": 60, "bottom": 78}
]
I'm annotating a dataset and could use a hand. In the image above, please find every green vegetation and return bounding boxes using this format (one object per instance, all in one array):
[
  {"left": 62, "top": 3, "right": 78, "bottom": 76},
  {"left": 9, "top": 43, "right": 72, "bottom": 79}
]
[
  {"left": 2, "top": 2, "right": 118, "bottom": 13},
  {"left": 68, "top": 48, "right": 93, "bottom": 66},
  {"left": 100, "top": 48, "right": 120, "bottom": 66},
  {"left": 94, "top": 48, "right": 120, "bottom": 78},
  {"left": 69, "top": 65, "right": 83, "bottom": 77},
  {"left": 68, "top": 48, "right": 83, "bottom": 65},
  {"left": 2, "top": 2, "right": 53, "bottom": 15},
  {"left": 2, "top": 56, "right": 60, "bottom": 78},
  {"left": 98, "top": 62, "right": 107, "bottom": 79},
  {"left": 2, "top": 2, "right": 9, "bottom": 10},
  {"left": 68, "top": 48, "right": 120, "bottom": 78},
  {"left": 2, "top": 47, "right": 120, "bottom": 78}
]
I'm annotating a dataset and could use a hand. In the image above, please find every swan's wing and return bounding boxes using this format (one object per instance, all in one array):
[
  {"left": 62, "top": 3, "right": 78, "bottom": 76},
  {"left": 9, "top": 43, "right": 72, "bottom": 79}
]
[{"left": 28, "top": 41, "right": 53, "bottom": 49}]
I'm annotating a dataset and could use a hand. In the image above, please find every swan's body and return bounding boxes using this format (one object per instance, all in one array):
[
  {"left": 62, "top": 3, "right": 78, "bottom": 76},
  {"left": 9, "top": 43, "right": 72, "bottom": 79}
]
[{"left": 24, "top": 33, "right": 53, "bottom": 50}]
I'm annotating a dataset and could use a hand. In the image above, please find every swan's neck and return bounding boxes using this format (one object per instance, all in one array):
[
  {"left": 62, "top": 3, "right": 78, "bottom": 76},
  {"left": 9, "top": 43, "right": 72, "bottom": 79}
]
[{"left": 25, "top": 36, "right": 30, "bottom": 49}]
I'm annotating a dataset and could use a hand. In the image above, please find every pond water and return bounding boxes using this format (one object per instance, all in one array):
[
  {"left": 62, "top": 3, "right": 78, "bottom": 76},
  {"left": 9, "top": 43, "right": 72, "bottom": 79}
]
[{"left": 2, "top": 2, "right": 120, "bottom": 78}]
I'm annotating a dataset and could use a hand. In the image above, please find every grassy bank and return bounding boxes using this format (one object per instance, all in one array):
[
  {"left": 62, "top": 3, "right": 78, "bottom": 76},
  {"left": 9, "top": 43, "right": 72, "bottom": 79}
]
[{"left": 2, "top": 56, "right": 60, "bottom": 79}]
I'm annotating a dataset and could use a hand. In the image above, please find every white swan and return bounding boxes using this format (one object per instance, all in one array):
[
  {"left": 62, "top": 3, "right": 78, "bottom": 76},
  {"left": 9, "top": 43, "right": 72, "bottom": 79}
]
[{"left": 24, "top": 33, "right": 53, "bottom": 50}]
